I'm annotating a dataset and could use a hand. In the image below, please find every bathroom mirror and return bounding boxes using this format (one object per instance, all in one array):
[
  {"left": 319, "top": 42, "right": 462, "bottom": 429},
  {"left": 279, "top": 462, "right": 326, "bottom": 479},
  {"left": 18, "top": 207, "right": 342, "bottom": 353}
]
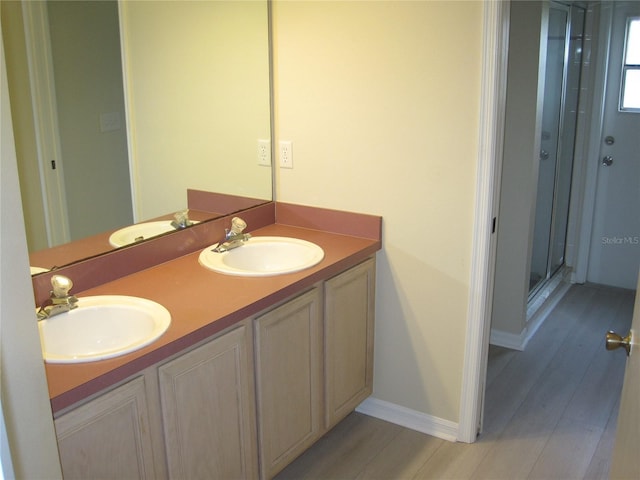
[{"left": 2, "top": 0, "right": 272, "bottom": 271}]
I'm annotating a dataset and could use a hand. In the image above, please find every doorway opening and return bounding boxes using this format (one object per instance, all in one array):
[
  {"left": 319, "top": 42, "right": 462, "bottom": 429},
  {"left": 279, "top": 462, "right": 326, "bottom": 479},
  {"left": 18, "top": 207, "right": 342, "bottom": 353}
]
[{"left": 483, "top": 0, "right": 640, "bottom": 441}]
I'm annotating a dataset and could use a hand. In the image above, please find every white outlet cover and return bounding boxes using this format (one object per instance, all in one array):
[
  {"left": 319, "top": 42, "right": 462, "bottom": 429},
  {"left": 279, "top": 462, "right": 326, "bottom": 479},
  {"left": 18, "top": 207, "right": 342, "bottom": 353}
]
[
  {"left": 257, "top": 139, "right": 271, "bottom": 166},
  {"left": 279, "top": 140, "right": 293, "bottom": 169}
]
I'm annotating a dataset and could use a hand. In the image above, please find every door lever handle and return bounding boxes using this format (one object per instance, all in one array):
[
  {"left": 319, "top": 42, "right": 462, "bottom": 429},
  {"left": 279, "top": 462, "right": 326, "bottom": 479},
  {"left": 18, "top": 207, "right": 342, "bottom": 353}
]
[{"left": 605, "top": 330, "right": 632, "bottom": 356}]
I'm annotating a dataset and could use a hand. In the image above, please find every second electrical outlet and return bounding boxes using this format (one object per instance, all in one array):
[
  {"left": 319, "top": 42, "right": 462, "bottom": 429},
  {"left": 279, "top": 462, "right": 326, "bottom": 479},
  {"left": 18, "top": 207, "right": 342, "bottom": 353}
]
[{"left": 279, "top": 140, "right": 293, "bottom": 169}]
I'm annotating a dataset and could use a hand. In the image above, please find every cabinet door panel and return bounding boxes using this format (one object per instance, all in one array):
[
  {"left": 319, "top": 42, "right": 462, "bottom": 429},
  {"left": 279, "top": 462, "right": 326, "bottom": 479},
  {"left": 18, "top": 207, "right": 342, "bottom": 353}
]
[
  {"left": 325, "top": 258, "right": 375, "bottom": 428},
  {"left": 254, "top": 288, "right": 322, "bottom": 479},
  {"left": 55, "top": 376, "right": 157, "bottom": 480},
  {"left": 159, "top": 324, "right": 257, "bottom": 479}
]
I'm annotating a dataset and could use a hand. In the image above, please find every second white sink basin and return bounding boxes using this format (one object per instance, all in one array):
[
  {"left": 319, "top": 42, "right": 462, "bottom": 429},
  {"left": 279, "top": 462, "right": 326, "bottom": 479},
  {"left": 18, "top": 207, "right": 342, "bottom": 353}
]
[
  {"left": 109, "top": 221, "right": 176, "bottom": 247},
  {"left": 109, "top": 220, "right": 199, "bottom": 247},
  {"left": 199, "top": 236, "right": 324, "bottom": 276},
  {"left": 38, "top": 295, "right": 171, "bottom": 363}
]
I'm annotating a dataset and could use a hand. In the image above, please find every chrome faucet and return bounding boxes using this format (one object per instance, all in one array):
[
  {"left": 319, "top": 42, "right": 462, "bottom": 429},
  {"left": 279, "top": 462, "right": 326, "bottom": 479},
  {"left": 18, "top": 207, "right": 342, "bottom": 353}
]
[
  {"left": 171, "top": 209, "right": 194, "bottom": 229},
  {"left": 212, "top": 217, "right": 251, "bottom": 253},
  {"left": 37, "top": 275, "right": 79, "bottom": 320}
]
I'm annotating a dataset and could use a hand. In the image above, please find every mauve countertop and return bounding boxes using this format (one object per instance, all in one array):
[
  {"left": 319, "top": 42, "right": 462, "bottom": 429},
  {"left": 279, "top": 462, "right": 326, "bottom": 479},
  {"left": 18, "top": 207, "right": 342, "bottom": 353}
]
[{"left": 45, "top": 222, "right": 381, "bottom": 413}]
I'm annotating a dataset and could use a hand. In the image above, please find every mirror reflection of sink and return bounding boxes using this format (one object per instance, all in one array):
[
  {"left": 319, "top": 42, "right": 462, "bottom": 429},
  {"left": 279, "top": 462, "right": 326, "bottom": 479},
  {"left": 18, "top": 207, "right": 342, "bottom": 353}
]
[
  {"left": 108, "top": 220, "right": 197, "bottom": 248},
  {"left": 38, "top": 295, "right": 171, "bottom": 364},
  {"left": 198, "top": 236, "right": 324, "bottom": 277}
]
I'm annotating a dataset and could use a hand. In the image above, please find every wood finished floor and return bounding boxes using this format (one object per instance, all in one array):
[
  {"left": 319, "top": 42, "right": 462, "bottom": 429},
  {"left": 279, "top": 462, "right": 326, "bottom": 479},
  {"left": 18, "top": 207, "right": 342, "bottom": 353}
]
[{"left": 274, "top": 283, "right": 635, "bottom": 480}]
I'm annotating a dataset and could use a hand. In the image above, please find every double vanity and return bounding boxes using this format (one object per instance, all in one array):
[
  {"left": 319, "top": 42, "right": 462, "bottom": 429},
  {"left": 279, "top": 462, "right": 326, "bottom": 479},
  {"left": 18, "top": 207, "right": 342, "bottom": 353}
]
[{"left": 32, "top": 200, "right": 382, "bottom": 479}]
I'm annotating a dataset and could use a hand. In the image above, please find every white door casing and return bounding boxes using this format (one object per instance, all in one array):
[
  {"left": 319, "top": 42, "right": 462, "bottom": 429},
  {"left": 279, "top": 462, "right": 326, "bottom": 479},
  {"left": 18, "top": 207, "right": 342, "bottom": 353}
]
[
  {"left": 457, "top": 0, "right": 510, "bottom": 442},
  {"left": 21, "top": 1, "right": 70, "bottom": 246}
]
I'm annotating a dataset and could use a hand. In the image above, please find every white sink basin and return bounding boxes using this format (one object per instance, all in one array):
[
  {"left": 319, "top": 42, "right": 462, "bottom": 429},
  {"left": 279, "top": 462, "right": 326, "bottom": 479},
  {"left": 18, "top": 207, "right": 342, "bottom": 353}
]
[
  {"left": 199, "top": 236, "right": 324, "bottom": 277},
  {"left": 109, "top": 220, "right": 197, "bottom": 247},
  {"left": 38, "top": 295, "right": 171, "bottom": 363}
]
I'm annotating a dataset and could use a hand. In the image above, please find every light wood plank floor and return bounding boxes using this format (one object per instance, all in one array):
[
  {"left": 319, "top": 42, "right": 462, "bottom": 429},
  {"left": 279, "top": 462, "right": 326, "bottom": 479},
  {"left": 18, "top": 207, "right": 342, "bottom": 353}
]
[{"left": 275, "top": 283, "right": 635, "bottom": 480}]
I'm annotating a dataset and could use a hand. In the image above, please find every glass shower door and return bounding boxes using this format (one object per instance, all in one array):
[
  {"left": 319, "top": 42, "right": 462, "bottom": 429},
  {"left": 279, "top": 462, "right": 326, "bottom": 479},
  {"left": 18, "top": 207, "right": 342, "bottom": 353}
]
[
  {"left": 549, "top": 6, "right": 585, "bottom": 276},
  {"left": 529, "top": 3, "right": 584, "bottom": 296}
]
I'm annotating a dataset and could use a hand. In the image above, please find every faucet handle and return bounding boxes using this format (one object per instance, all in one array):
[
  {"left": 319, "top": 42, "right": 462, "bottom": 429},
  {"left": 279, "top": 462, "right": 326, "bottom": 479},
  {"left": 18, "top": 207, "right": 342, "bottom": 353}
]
[
  {"left": 51, "top": 275, "right": 73, "bottom": 298},
  {"left": 230, "top": 217, "right": 247, "bottom": 235}
]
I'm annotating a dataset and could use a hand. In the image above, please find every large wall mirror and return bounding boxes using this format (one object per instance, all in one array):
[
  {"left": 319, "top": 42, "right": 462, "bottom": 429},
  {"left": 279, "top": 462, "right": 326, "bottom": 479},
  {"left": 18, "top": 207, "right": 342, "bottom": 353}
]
[{"left": 1, "top": 0, "right": 272, "bottom": 271}]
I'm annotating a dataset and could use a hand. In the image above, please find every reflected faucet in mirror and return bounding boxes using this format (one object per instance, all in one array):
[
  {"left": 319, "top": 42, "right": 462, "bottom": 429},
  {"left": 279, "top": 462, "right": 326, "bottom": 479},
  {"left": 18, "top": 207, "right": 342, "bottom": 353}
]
[{"left": 171, "top": 210, "right": 194, "bottom": 230}]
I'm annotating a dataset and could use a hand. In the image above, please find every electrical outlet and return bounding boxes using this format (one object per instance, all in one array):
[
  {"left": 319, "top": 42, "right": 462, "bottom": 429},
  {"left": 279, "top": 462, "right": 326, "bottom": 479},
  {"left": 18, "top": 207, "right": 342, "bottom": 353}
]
[
  {"left": 99, "top": 112, "right": 121, "bottom": 133},
  {"left": 257, "top": 139, "right": 271, "bottom": 166},
  {"left": 279, "top": 140, "right": 293, "bottom": 169}
]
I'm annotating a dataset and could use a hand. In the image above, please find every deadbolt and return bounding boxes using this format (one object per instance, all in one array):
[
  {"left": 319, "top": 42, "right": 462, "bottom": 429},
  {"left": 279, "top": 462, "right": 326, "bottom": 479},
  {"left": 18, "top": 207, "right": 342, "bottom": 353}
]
[
  {"left": 605, "top": 330, "right": 632, "bottom": 356},
  {"left": 602, "top": 155, "right": 614, "bottom": 167},
  {"left": 604, "top": 135, "right": 615, "bottom": 145}
]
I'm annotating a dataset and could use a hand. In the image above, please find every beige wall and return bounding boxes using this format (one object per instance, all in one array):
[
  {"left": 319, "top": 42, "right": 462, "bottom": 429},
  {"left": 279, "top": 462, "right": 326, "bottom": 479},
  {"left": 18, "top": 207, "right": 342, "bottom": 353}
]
[{"left": 273, "top": 1, "right": 483, "bottom": 422}]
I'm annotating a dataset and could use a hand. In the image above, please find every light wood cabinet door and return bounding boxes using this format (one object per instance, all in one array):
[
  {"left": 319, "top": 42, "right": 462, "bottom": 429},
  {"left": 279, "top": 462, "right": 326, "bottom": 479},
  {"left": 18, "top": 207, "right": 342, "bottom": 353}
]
[
  {"left": 158, "top": 323, "right": 258, "bottom": 480},
  {"left": 254, "top": 288, "right": 323, "bottom": 480},
  {"left": 324, "top": 258, "right": 375, "bottom": 429},
  {"left": 55, "top": 376, "right": 158, "bottom": 480}
]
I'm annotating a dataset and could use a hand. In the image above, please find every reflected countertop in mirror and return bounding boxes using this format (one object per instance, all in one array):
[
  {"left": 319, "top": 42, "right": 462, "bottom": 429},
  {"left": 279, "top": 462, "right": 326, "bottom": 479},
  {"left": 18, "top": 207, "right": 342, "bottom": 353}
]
[
  {"left": 29, "top": 189, "right": 270, "bottom": 273},
  {"left": 29, "top": 210, "right": 213, "bottom": 272}
]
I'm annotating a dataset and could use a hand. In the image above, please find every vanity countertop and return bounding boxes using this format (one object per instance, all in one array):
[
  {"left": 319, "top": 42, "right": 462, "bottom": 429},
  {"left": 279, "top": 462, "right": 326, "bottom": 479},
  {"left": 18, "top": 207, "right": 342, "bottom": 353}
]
[{"left": 45, "top": 222, "right": 381, "bottom": 413}]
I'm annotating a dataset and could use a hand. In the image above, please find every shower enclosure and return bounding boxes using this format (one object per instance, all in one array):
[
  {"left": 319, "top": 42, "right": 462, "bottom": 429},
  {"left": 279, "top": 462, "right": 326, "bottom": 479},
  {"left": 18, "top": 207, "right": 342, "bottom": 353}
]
[{"left": 529, "top": 2, "right": 586, "bottom": 296}]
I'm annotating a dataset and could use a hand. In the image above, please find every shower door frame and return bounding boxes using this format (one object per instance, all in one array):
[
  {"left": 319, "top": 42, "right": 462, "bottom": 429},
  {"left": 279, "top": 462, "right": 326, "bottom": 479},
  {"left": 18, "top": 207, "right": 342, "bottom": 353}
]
[{"left": 528, "top": 1, "right": 584, "bottom": 300}]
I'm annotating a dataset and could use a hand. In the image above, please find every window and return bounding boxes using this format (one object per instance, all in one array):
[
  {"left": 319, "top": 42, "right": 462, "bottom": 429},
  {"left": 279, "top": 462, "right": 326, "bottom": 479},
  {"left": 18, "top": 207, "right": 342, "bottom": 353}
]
[{"left": 620, "top": 17, "right": 640, "bottom": 111}]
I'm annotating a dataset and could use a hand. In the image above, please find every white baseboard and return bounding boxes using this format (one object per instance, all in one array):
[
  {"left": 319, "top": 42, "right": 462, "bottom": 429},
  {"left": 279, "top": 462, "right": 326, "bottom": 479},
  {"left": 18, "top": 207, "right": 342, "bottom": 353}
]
[
  {"left": 489, "top": 329, "right": 527, "bottom": 350},
  {"left": 356, "top": 397, "right": 459, "bottom": 442},
  {"left": 490, "top": 276, "right": 572, "bottom": 351}
]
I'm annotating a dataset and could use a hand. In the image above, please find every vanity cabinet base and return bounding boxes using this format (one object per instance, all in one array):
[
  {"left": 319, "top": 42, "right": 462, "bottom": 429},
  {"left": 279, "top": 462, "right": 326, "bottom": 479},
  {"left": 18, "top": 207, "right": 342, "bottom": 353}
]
[
  {"left": 54, "top": 258, "right": 376, "bottom": 480},
  {"left": 255, "top": 257, "right": 376, "bottom": 479}
]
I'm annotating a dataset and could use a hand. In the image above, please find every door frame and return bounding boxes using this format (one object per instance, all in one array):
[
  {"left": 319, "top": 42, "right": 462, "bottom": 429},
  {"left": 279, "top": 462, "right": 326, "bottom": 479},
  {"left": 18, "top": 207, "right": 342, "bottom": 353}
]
[
  {"left": 460, "top": 0, "right": 621, "bottom": 442},
  {"left": 21, "top": 1, "right": 70, "bottom": 247},
  {"left": 457, "top": 0, "right": 510, "bottom": 443}
]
